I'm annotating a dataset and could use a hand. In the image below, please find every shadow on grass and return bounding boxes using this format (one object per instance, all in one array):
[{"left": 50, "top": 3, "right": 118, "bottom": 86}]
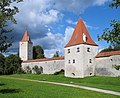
[
  {"left": 0, "top": 88, "right": 22, "bottom": 94},
  {"left": 0, "top": 83, "right": 5, "bottom": 86}
]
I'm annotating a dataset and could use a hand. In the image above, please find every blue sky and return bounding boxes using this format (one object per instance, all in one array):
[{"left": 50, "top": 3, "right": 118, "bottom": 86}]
[{"left": 8, "top": 0, "right": 120, "bottom": 57}]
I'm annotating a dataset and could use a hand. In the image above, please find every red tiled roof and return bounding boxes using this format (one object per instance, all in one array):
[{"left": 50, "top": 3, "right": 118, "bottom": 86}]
[
  {"left": 96, "top": 50, "right": 120, "bottom": 58},
  {"left": 65, "top": 18, "right": 98, "bottom": 48},
  {"left": 21, "top": 31, "right": 32, "bottom": 43},
  {"left": 23, "top": 56, "right": 64, "bottom": 63}
]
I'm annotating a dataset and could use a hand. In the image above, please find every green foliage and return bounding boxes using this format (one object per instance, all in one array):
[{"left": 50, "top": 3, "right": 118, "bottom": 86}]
[
  {"left": 53, "top": 51, "right": 59, "bottom": 58},
  {"left": 32, "top": 65, "right": 43, "bottom": 74},
  {"left": 4, "top": 54, "right": 22, "bottom": 74},
  {"left": 24, "top": 66, "right": 32, "bottom": 74},
  {"left": 0, "top": 0, "right": 22, "bottom": 53},
  {"left": 113, "top": 65, "right": 120, "bottom": 70},
  {"left": 33, "top": 45, "right": 45, "bottom": 59},
  {"left": 109, "top": 0, "right": 120, "bottom": 8},
  {"left": 98, "top": 20, "right": 120, "bottom": 46},
  {"left": 16, "top": 67, "right": 25, "bottom": 74},
  {"left": 100, "top": 45, "right": 120, "bottom": 53},
  {"left": 0, "top": 53, "right": 5, "bottom": 74}
]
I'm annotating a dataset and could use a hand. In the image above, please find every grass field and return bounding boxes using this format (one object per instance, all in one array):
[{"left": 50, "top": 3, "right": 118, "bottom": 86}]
[
  {"left": 4, "top": 74, "right": 120, "bottom": 92},
  {"left": 0, "top": 76, "right": 119, "bottom": 98}
]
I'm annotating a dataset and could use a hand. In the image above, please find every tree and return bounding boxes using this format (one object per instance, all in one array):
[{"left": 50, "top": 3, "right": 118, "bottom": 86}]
[
  {"left": 33, "top": 45, "right": 45, "bottom": 59},
  {"left": 4, "top": 54, "right": 22, "bottom": 74},
  {"left": 98, "top": 0, "right": 120, "bottom": 46},
  {"left": 98, "top": 20, "right": 120, "bottom": 46},
  {"left": 53, "top": 51, "right": 59, "bottom": 58},
  {"left": 109, "top": 0, "right": 120, "bottom": 8},
  {"left": 0, "top": 0, "right": 22, "bottom": 53},
  {"left": 0, "top": 53, "right": 5, "bottom": 74}
]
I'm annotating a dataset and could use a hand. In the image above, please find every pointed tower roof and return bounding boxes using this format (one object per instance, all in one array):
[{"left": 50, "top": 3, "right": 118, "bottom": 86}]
[
  {"left": 65, "top": 18, "right": 98, "bottom": 48},
  {"left": 21, "top": 31, "right": 32, "bottom": 43}
]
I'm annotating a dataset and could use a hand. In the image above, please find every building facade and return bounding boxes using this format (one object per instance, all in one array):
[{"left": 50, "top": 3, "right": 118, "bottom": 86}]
[{"left": 20, "top": 19, "right": 120, "bottom": 78}]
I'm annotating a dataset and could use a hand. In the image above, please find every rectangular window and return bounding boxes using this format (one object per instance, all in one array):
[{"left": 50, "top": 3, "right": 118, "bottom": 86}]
[
  {"left": 68, "top": 60, "right": 70, "bottom": 64},
  {"left": 68, "top": 49, "right": 70, "bottom": 53},
  {"left": 87, "top": 48, "right": 90, "bottom": 52},
  {"left": 77, "top": 47, "right": 80, "bottom": 52},
  {"left": 73, "top": 59, "right": 75, "bottom": 63},
  {"left": 89, "top": 59, "right": 92, "bottom": 63}
]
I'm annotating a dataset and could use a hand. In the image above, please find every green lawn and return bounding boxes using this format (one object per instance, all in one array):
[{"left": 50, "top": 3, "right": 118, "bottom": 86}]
[
  {"left": 0, "top": 76, "right": 119, "bottom": 98},
  {"left": 4, "top": 74, "right": 120, "bottom": 92}
]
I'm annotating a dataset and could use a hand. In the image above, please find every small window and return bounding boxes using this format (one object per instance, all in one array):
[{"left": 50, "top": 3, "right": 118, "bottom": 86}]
[
  {"left": 89, "top": 59, "right": 92, "bottom": 63},
  {"left": 87, "top": 48, "right": 90, "bottom": 52},
  {"left": 68, "top": 49, "right": 70, "bottom": 53},
  {"left": 68, "top": 60, "right": 70, "bottom": 64},
  {"left": 77, "top": 47, "right": 80, "bottom": 52},
  {"left": 73, "top": 59, "right": 75, "bottom": 63}
]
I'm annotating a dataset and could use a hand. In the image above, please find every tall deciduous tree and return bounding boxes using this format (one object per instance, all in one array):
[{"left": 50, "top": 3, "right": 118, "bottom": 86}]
[
  {"left": 0, "top": 0, "right": 22, "bottom": 53},
  {"left": 33, "top": 45, "right": 45, "bottom": 59},
  {"left": 0, "top": 53, "right": 5, "bottom": 74},
  {"left": 98, "top": 0, "right": 120, "bottom": 47},
  {"left": 4, "top": 54, "right": 22, "bottom": 74}
]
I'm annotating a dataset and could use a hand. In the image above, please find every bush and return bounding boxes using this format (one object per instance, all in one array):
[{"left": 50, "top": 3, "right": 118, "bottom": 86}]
[
  {"left": 32, "top": 66, "right": 43, "bottom": 74},
  {"left": 53, "top": 69, "right": 64, "bottom": 75}
]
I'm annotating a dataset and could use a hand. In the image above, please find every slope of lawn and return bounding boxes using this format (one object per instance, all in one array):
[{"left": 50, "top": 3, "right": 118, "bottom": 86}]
[
  {"left": 0, "top": 77, "right": 119, "bottom": 98},
  {"left": 5, "top": 74, "right": 120, "bottom": 92}
]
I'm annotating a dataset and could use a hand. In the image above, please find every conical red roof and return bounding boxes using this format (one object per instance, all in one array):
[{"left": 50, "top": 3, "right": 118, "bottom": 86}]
[
  {"left": 21, "top": 31, "right": 32, "bottom": 43},
  {"left": 65, "top": 18, "right": 98, "bottom": 48}
]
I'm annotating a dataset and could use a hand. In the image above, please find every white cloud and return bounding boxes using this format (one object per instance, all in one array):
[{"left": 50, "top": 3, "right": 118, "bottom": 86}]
[
  {"left": 66, "top": 19, "right": 77, "bottom": 25},
  {"left": 94, "top": 0, "right": 108, "bottom": 6},
  {"left": 64, "top": 26, "right": 74, "bottom": 44}
]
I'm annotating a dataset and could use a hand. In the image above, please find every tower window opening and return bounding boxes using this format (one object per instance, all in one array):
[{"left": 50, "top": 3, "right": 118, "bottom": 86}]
[
  {"left": 73, "top": 59, "right": 75, "bottom": 63},
  {"left": 68, "top": 49, "right": 70, "bottom": 53},
  {"left": 77, "top": 47, "right": 80, "bottom": 52},
  {"left": 68, "top": 60, "right": 70, "bottom": 64},
  {"left": 89, "top": 59, "right": 92, "bottom": 63},
  {"left": 87, "top": 48, "right": 90, "bottom": 52}
]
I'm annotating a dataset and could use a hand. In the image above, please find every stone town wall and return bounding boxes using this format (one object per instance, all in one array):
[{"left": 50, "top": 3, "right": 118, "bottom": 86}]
[
  {"left": 95, "top": 55, "right": 120, "bottom": 77},
  {"left": 22, "top": 59, "right": 64, "bottom": 74}
]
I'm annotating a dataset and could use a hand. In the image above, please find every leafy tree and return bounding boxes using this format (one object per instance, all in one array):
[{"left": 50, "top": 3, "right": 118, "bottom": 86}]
[
  {"left": 98, "top": 20, "right": 120, "bottom": 46},
  {"left": 53, "top": 51, "right": 59, "bottom": 58},
  {"left": 98, "top": 0, "right": 120, "bottom": 46},
  {"left": 32, "top": 65, "right": 43, "bottom": 74},
  {"left": 33, "top": 45, "right": 45, "bottom": 59},
  {"left": 0, "top": 53, "right": 5, "bottom": 74},
  {"left": 109, "top": 0, "right": 120, "bottom": 8},
  {"left": 0, "top": 0, "right": 22, "bottom": 53},
  {"left": 4, "top": 54, "right": 22, "bottom": 74}
]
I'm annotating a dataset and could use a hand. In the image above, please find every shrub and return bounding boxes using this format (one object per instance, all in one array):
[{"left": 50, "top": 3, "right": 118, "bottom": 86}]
[{"left": 53, "top": 69, "right": 64, "bottom": 75}]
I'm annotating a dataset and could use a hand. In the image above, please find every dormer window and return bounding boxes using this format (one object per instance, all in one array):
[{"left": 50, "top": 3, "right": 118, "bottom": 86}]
[
  {"left": 77, "top": 47, "right": 80, "bottom": 52},
  {"left": 68, "top": 60, "right": 70, "bottom": 64},
  {"left": 87, "top": 48, "right": 90, "bottom": 52},
  {"left": 68, "top": 49, "right": 70, "bottom": 53}
]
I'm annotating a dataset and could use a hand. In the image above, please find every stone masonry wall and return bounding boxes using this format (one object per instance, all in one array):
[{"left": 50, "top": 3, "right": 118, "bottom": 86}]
[
  {"left": 22, "top": 59, "right": 64, "bottom": 74},
  {"left": 95, "top": 55, "right": 120, "bottom": 77}
]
